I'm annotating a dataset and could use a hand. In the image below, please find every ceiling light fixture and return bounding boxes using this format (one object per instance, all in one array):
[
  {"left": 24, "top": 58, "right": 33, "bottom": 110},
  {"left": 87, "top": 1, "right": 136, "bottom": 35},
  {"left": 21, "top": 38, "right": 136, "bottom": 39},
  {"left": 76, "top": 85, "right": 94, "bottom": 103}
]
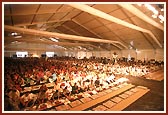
[
  {"left": 50, "top": 37, "right": 59, "bottom": 42},
  {"left": 11, "top": 32, "right": 18, "bottom": 36},
  {"left": 11, "top": 32, "right": 22, "bottom": 38}
]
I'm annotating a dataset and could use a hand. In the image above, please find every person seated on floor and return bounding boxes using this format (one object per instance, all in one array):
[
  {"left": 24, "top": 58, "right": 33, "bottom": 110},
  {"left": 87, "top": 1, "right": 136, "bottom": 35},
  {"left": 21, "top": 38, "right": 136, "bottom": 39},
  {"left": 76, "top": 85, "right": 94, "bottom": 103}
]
[
  {"left": 5, "top": 74, "right": 15, "bottom": 91},
  {"left": 39, "top": 84, "right": 48, "bottom": 92},
  {"left": 66, "top": 81, "right": 72, "bottom": 94},
  {"left": 71, "top": 82, "right": 79, "bottom": 94},
  {"left": 106, "top": 73, "right": 116, "bottom": 84},
  {"left": 20, "top": 92, "right": 37, "bottom": 109},
  {"left": 53, "top": 79, "right": 60, "bottom": 90},
  {"left": 95, "top": 77, "right": 100, "bottom": 88},
  {"left": 51, "top": 71, "right": 57, "bottom": 82},
  {"left": 4, "top": 94, "right": 13, "bottom": 111},
  {"left": 36, "top": 84, "right": 48, "bottom": 104},
  {"left": 18, "top": 77, "right": 25, "bottom": 87},
  {"left": 43, "top": 72, "right": 48, "bottom": 81},
  {"left": 20, "top": 92, "right": 31, "bottom": 108},
  {"left": 12, "top": 74, "right": 22, "bottom": 92},
  {"left": 88, "top": 79, "right": 96, "bottom": 91},
  {"left": 7, "top": 86, "right": 20, "bottom": 111},
  {"left": 51, "top": 90, "right": 60, "bottom": 101},
  {"left": 80, "top": 81, "right": 88, "bottom": 92},
  {"left": 63, "top": 86, "right": 71, "bottom": 98},
  {"left": 48, "top": 76, "right": 54, "bottom": 83},
  {"left": 24, "top": 74, "right": 31, "bottom": 86}
]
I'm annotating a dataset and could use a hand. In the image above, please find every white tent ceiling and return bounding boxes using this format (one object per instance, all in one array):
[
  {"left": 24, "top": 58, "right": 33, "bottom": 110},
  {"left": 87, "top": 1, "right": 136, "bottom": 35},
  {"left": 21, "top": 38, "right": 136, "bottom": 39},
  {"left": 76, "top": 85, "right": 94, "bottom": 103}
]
[{"left": 4, "top": 3, "right": 165, "bottom": 52}]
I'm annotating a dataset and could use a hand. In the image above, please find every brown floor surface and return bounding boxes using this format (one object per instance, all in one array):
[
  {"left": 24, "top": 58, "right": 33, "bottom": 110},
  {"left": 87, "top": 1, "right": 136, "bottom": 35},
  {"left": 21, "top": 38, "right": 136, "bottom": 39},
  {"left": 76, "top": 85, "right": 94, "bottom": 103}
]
[{"left": 123, "top": 74, "right": 164, "bottom": 111}]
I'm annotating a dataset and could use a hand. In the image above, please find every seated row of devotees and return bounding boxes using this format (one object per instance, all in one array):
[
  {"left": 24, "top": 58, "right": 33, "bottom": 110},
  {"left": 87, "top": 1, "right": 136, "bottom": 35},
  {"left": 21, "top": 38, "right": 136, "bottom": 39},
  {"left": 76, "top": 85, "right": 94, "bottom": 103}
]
[{"left": 4, "top": 57, "right": 163, "bottom": 110}]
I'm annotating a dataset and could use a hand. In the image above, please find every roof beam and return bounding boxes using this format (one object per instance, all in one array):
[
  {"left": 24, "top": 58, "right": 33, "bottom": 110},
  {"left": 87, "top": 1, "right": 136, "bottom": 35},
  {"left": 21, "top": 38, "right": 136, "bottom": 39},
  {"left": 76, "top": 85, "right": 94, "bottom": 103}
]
[
  {"left": 5, "top": 38, "right": 103, "bottom": 51},
  {"left": 119, "top": 4, "right": 164, "bottom": 31},
  {"left": 5, "top": 11, "right": 70, "bottom": 16},
  {"left": 4, "top": 47, "right": 67, "bottom": 52},
  {"left": 13, "top": 19, "right": 70, "bottom": 27},
  {"left": 5, "top": 12, "right": 54, "bottom": 16},
  {"left": 69, "top": 4, "right": 162, "bottom": 48},
  {"left": 4, "top": 25, "right": 128, "bottom": 49},
  {"left": 4, "top": 37, "right": 96, "bottom": 47}
]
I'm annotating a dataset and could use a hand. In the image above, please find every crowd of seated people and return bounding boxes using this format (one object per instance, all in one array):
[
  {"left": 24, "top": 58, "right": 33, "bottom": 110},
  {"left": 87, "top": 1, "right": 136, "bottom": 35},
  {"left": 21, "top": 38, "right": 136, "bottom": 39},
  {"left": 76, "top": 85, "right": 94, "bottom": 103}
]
[{"left": 4, "top": 56, "right": 163, "bottom": 111}]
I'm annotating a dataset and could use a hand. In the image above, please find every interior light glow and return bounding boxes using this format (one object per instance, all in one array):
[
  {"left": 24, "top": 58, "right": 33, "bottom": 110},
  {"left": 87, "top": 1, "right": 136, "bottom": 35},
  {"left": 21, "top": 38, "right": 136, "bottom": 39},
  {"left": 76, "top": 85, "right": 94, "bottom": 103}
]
[
  {"left": 11, "top": 41, "right": 18, "bottom": 44},
  {"left": 16, "top": 51, "right": 28, "bottom": 57},
  {"left": 127, "top": 54, "right": 131, "bottom": 61},
  {"left": 32, "top": 54, "right": 39, "bottom": 57},
  {"left": 135, "top": 49, "right": 141, "bottom": 53},
  {"left": 137, "top": 4, "right": 142, "bottom": 6},
  {"left": 78, "top": 46, "right": 82, "bottom": 49},
  {"left": 11, "top": 32, "right": 22, "bottom": 38},
  {"left": 46, "top": 52, "right": 54, "bottom": 57},
  {"left": 158, "top": 15, "right": 164, "bottom": 21},
  {"left": 50, "top": 37, "right": 59, "bottom": 42},
  {"left": 11, "top": 32, "right": 18, "bottom": 36},
  {"left": 139, "top": 4, "right": 164, "bottom": 24},
  {"left": 52, "top": 45, "right": 67, "bottom": 50},
  {"left": 152, "top": 14, "right": 157, "bottom": 18},
  {"left": 14, "top": 35, "right": 22, "bottom": 38},
  {"left": 145, "top": 4, "right": 154, "bottom": 10},
  {"left": 144, "top": 4, "right": 158, "bottom": 15},
  {"left": 130, "top": 41, "right": 134, "bottom": 46},
  {"left": 153, "top": 10, "right": 159, "bottom": 15}
]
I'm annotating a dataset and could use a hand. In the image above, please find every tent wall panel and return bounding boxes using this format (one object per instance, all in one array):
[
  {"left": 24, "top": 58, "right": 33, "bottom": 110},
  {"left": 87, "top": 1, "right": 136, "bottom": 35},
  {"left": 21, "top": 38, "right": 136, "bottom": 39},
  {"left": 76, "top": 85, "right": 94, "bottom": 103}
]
[
  {"left": 4, "top": 49, "right": 164, "bottom": 61},
  {"left": 155, "top": 49, "right": 164, "bottom": 61}
]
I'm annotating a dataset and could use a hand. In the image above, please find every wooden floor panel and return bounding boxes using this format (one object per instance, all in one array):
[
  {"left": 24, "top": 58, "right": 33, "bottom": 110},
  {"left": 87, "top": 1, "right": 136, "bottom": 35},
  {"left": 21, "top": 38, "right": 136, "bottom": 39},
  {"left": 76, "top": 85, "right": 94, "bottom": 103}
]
[
  {"left": 69, "top": 84, "right": 134, "bottom": 111},
  {"left": 107, "top": 87, "right": 150, "bottom": 111}
]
